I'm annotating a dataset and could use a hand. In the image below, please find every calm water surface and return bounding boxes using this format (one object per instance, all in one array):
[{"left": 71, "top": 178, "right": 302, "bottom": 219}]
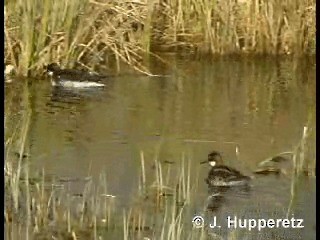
[{"left": 6, "top": 57, "right": 316, "bottom": 239}]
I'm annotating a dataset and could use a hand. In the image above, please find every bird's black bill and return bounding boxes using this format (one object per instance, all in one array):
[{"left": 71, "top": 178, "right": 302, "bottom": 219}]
[
  {"left": 163, "top": 160, "right": 175, "bottom": 164},
  {"left": 200, "top": 160, "right": 207, "bottom": 165}
]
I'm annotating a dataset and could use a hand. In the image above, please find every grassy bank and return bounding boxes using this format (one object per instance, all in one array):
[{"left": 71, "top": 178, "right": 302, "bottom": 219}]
[{"left": 5, "top": 0, "right": 315, "bottom": 76}]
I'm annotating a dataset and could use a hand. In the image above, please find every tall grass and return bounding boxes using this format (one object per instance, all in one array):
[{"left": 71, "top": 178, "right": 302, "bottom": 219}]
[
  {"left": 5, "top": 0, "right": 156, "bottom": 76},
  {"left": 5, "top": 78, "right": 32, "bottom": 238},
  {"left": 5, "top": 133, "right": 315, "bottom": 239},
  {"left": 5, "top": 146, "right": 203, "bottom": 239},
  {"left": 5, "top": 0, "right": 315, "bottom": 77},
  {"left": 286, "top": 123, "right": 315, "bottom": 219},
  {"left": 152, "top": 0, "right": 315, "bottom": 55}
]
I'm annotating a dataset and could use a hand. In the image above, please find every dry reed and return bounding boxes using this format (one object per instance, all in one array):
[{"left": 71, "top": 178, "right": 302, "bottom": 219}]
[{"left": 5, "top": 0, "right": 315, "bottom": 77}]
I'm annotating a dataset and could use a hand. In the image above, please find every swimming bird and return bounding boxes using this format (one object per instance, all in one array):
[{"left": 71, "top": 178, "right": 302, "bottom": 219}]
[
  {"left": 254, "top": 152, "right": 293, "bottom": 175},
  {"left": 46, "top": 63, "right": 106, "bottom": 88},
  {"left": 201, "top": 151, "right": 251, "bottom": 187}
]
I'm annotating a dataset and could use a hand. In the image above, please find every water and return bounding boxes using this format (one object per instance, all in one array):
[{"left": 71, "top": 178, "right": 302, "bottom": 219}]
[{"left": 5, "top": 57, "right": 316, "bottom": 239}]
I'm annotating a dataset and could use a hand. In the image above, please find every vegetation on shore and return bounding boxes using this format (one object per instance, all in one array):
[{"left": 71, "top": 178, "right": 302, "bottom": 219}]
[{"left": 5, "top": 0, "right": 315, "bottom": 76}]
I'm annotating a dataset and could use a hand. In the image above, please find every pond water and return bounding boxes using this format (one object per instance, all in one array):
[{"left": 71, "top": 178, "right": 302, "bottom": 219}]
[{"left": 6, "top": 56, "right": 316, "bottom": 239}]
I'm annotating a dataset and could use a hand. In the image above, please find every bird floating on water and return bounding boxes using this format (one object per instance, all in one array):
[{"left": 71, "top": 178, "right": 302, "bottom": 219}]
[
  {"left": 201, "top": 151, "right": 251, "bottom": 187},
  {"left": 46, "top": 63, "right": 107, "bottom": 88}
]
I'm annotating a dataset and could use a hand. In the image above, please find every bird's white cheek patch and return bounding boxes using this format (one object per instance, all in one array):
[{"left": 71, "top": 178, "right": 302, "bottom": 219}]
[{"left": 209, "top": 161, "right": 216, "bottom": 167}]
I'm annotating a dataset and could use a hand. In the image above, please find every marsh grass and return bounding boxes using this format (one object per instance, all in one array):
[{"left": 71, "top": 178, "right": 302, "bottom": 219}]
[
  {"left": 5, "top": 133, "right": 315, "bottom": 239},
  {"left": 5, "top": 0, "right": 157, "bottom": 77},
  {"left": 154, "top": 0, "right": 315, "bottom": 56},
  {"left": 5, "top": 0, "right": 315, "bottom": 77},
  {"left": 286, "top": 123, "right": 315, "bottom": 218},
  {"left": 5, "top": 148, "right": 204, "bottom": 239},
  {"left": 5, "top": 104, "right": 208, "bottom": 240}
]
